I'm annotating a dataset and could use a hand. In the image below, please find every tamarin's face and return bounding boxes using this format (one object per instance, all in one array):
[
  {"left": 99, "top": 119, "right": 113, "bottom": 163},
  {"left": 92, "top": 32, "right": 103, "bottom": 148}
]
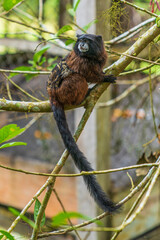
[{"left": 74, "top": 34, "right": 104, "bottom": 59}]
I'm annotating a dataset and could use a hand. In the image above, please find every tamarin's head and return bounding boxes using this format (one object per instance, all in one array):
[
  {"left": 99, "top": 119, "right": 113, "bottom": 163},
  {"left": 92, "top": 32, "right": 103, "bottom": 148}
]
[{"left": 74, "top": 34, "right": 105, "bottom": 59}]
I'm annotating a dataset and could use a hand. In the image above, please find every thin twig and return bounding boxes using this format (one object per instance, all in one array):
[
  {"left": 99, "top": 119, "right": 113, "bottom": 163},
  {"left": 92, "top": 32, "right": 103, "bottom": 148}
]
[
  {"left": 13, "top": 8, "right": 36, "bottom": 21},
  {"left": 71, "top": 21, "right": 87, "bottom": 34},
  {"left": 38, "top": 157, "right": 160, "bottom": 239},
  {"left": 0, "top": 31, "right": 42, "bottom": 39},
  {"left": 148, "top": 43, "right": 158, "bottom": 138},
  {"left": 5, "top": 79, "right": 12, "bottom": 101},
  {"left": 0, "top": 162, "right": 158, "bottom": 178},
  {"left": 0, "top": 68, "right": 49, "bottom": 75},
  {"left": 120, "top": 0, "right": 158, "bottom": 17},
  {"left": 53, "top": 189, "right": 82, "bottom": 240},
  {"left": 133, "top": 83, "right": 157, "bottom": 126},
  {"left": 120, "top": 58, "right": 160, "bottom": 76},
  {"left": 106, "top": 49, "right": 160, "bottom": 67},
  {"left": 121, "top": 163, "right": 160, "bottom": 229},
  {"left": 116, "top": 28, "right": 142, "bottom": 43},
  {"left": 97, "top": 75, "right": 158, "bottom": 108},
  {"left": 2, "top": 73, "right": 41, "bottom": 102},
  {"left": 37, "top": 212, "right": 116, "bottom": 238},
  {"left": 107, "top": 17, "right": 156, "bottom": 45},
  {"left": 111, "top": 179, "right": 151, "bottom": 239},
  {"left": 83, "top": 232, "right": 91, "bottom": 240},
  {"left": 143, "top": 135, "right": 157, "bottom": 147},
  {"left": 0, "top": 16, "right": 55, "bottom": 35},
  {"left": 0, "top": 0, "right": 24, "bottom": 16},
  {"left": 119, "top": 157, "right": 160, "bottom": 206}
]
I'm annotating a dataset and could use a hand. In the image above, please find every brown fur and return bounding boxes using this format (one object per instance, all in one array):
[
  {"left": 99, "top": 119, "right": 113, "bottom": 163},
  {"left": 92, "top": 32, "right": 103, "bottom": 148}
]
[
  {"left": 66, "top": 50, "right": 107, "bottom": 83},
  {"left": 47, "top": 36, "right": 109, "bottom": 107},
  {"left": 51, "top": 73, "right": 88, "bottom": 106}
]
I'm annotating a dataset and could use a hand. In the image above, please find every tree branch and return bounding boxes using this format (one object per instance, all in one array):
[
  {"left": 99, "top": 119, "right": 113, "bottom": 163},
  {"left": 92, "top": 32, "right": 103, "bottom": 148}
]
[
  {"left": 3, "top": 21, "right": 160, "bottom": 239},
  {"left": 107, "top": 17, "right": 156, "bottom": 45},
  {"left": 0, "top": 162, "right": 158, "bottom": 177},
  {"left": 120, "top": 0, "right": 158, "bottom": 17}
]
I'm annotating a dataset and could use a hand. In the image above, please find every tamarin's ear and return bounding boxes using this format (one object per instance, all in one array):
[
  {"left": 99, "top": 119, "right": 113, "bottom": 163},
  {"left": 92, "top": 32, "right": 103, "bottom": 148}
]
[
  {"left": 96, "top": 35, "right": 102, "bottom": 42},
  {"left": 76, "top": 34, "right": 82, "bottom": 39}
]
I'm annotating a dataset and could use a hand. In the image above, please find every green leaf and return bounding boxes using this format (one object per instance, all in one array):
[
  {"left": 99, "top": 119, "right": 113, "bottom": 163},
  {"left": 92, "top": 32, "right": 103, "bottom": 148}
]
[
  {"left": 0, "top": 142, "right": 27, "bottom": 149},
  {"left": 56, "top": 25, "right": 73, "bottom": 37},
  {"left": 0, "top": 230, "right": 15, "bottom": 240},
  {"left": 65, "top": 39, "right": 75, "bottom": 46},
  {"left": 156, "top": 16, "right": 160, "bottom": 28},
  {"left": 48, "top": 56, "right": 58, "bottom": 65},
  {"left": 11, "top": 64, "right": 38, "bottom": 81},
  {"left": 51, "top": 211, "right": 97, "bottom": 227},
  {"left": 9, "top": 66, "right": 34, "bottom": 78},
  {"left": 34, "top": 199, "right": 46, "bottom": 227},
  {"left": 39, "top": 56, "right": 46, "bottom": 66},
  {"left": 9, "top": 207, "right": 35, "bottom": 228},
  {"left": 25, "top": 73, "right": 38, "bottom": 81},
  {"left": 140, "top": 62, "right": 159, "bottom": 75},
  {"left": 0, "top": 124, "right": 25, "bottom": 144},
  {"left": 73, "top": 0, "right": 81, "bottom": 11},
  {"left": 67, "top": 8, "right": 75, "bottom": 17},
  {"left": 83, "top": 19, "right": 98, "bottom": 31},
  {"left": 2, "top": 0, "right": 22, "bottom": 11},
  {"left": 28, "top": 60, "right": 35, "bottom": 66},
  {"left": 33, "top": 45, "right": 50, "bottom": 63}
]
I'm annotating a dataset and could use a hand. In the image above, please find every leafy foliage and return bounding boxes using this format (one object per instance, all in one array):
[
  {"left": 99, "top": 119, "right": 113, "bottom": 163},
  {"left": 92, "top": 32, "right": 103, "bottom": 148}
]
[
  {"left": 73, "top": 0, "right": 81, "bottom": 12},
  {"left": 0, "top": 124, "right": 27, "bottom": 149},
  {"left": 9, "top": 66, "right": 37, "bottom": 81},
  {"left": 34, "top": 199, "right": 46, "bottom": 227},
  {"left": 0, "top": 230, "right": 15, "bottom": 240},
  {"left": 0, "top": 142, "right": 27, "bottom": 149},
  {"left": 30, "top": 45, "right": 57, "bottom": 71},
  {"left": 56, "top": 25, "right": 73, "bottom": 37},
  {"left": 67, "top": 0, "right": 81, "bottom": 17},
  {"left": 9, "top": 207, "right": 35, "bottom": 228},
  {"left": 51, "top": 211, "right": 102, "bottom": 227},
  {"left": 0, "top": 124, "right": 25, "bottom": 143},
  {"left": 156, "top": 16, "right": 160, "bottom": 27},
  {"left": 2, "top": 0, "right": 22, "bottom": 11},
  {"left": 83, "top": 19, "right": 98, "bottom": 31},
  {"left": 9, "top": 45, "right": 57, "bottom": 80},
  {"left": 33, "top": 45, "right": 50, "bottom": 64}
]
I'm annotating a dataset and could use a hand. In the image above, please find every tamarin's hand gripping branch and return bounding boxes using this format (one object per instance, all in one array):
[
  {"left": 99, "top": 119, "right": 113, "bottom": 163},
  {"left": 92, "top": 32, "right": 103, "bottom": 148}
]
[{"left": 47, "top": 34, "right": 120, "bottom": 212}]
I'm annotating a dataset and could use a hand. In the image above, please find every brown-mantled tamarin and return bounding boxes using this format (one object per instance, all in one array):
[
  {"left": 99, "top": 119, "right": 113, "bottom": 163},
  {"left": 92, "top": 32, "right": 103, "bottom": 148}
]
[{"left": 47, "top": 34, "right": 119, "bottom": 212}]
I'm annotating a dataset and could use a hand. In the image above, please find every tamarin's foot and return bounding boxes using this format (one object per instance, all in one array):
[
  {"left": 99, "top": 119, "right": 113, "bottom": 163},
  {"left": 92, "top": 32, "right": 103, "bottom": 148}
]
[{"left": 104, "top": 74, "right": 116, "bottom": 83}]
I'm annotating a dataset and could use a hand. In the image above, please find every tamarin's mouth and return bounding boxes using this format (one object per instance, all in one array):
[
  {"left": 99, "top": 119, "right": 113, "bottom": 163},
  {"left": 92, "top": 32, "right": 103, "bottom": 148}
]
[{"left": 78, "top": 42, "right": 89, "bottom": 52}]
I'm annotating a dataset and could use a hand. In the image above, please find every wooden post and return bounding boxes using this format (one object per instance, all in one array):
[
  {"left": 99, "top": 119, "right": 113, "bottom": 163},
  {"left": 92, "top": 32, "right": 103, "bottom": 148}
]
[
  {"left": 96, "top": 2, "right": 113, "bottom": 240},
  {"left": 59, "top": 0, "right": 72, "bottom": 28},
  {"left": 75, "top": 1, "right": 112, "bottom": 240}
]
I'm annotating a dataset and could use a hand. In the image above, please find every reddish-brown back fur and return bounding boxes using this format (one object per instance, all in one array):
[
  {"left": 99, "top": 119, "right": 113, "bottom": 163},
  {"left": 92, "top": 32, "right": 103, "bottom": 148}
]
[{"left": 50, "top": 73, "right": 88, "bottom": 106}]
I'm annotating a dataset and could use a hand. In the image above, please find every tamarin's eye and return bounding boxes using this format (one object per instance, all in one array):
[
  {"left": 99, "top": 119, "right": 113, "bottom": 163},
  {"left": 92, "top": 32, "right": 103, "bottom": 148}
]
[{"left": 78, "top": 41, "right": 89, "bottom": 52}]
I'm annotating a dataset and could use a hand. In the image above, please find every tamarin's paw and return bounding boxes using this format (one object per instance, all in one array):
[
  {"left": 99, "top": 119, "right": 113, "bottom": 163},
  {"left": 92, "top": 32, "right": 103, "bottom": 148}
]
[{"left": 104, "top": 74, "right": 116, "bottom": 83}]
